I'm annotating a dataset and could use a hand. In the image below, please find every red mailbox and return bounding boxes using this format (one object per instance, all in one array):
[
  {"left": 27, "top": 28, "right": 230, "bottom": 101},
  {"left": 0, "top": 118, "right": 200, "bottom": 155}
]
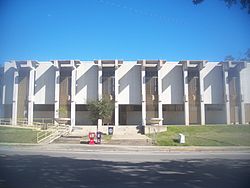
[{"left": 88, "top": 132, "right": 96, "bottom": 145}]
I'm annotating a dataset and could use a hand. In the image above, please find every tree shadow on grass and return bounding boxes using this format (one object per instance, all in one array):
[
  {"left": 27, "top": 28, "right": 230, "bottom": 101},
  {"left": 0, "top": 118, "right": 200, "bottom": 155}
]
[{"left": 0, "top": 155, "right": 249, "bottom": 188}]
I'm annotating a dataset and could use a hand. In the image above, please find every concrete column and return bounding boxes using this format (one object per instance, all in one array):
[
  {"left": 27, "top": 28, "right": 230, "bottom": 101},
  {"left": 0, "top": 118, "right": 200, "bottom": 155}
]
[
  {"left": 199, "top": 68, "right": 205, "bottom": 125},
  {"left": 97, "top": 60, "right": 102, "bottom": 126},
  {"left": 223, "top": 71, "right": 230, "bottom": 124},
  {"left": 71, "top": 63, "right": 76, "bottom": 127},
  {"left": 114, "top": 60, "right": 119, "bottom": 126},
  {"left": 12, "top": 68, "right": 18, "bottom": 126},
  {"left": 141, "top": 61, "right": 146, "bottom": 126},
  {"left": 98, "top": 60, "right": 102, "bottom": 100},
  {"left": 27, "top": 65, "right": 35, "bottom": 125},
  {"left": 183, "top": 67, "right": 189, "bottom": 125},
  {"left": 238, "top": 73, "right": 246, "bottom": 124},
  {"left": 0, "top": 72, "right": 3, "bottom": 118},
  {"left": 54, "top": 61, "right": 60, "bottom": 123},
  {"left": 158, "top": 61, "right": 163, "bottom": 125}
]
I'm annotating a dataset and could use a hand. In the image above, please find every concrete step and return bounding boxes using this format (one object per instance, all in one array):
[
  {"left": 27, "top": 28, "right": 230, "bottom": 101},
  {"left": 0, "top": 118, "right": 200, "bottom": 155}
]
[
  {"left": 108, "top": 139, "right": 153, "bottom": 146},
  {"left": 53, "top": 136, "right": 81, "bottom": 144}
]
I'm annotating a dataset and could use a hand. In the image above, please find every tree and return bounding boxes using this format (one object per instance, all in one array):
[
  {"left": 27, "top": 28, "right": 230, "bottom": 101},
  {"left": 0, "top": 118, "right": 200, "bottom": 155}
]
[
  {"left": 192, "top": 0, "right": 250, "bottom": 14},
  {"left": 224, "top": 49, "right": 250, "bottom": 61},
  {"left": 224, "top": 55, "right": 235, "bottom": 61},
  {"left": 88, "top": 96, "right": 114, "bottom": 128},
  {"left": 241, "top": 48, "right": 250, "bottom": 61}
]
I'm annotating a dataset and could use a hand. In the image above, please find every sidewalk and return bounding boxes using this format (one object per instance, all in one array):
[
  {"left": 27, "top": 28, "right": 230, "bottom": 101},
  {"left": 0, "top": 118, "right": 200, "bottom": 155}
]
[{"left": 1, "top": 143, "right": 250, "bottom": 153}]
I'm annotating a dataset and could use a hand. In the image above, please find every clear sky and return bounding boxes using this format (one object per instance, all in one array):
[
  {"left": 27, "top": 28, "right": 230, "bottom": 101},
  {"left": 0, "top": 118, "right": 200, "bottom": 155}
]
[{"left": 0, "top": 0, "right": 249, "bottom": 65}]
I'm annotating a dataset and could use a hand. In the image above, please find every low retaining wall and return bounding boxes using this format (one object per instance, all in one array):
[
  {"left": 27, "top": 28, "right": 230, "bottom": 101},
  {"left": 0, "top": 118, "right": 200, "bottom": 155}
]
[{"left": 144, "top": 125, "right": 167, "bottom": 134}]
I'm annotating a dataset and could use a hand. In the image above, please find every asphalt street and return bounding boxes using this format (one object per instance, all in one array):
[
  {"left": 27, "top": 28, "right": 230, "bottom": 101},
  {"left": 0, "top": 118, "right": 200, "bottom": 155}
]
[{"left": 0, "top": 145, "right": 250, "bottom": 188}]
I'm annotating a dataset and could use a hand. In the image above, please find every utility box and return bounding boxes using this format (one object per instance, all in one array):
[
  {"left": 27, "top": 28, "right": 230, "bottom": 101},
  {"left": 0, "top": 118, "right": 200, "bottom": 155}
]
[
  {"left": 179, "top": 133, "right": 185, "bottom": 144},
  {"left": 96, "top": 131, "right": 102, "bottom": 144}
]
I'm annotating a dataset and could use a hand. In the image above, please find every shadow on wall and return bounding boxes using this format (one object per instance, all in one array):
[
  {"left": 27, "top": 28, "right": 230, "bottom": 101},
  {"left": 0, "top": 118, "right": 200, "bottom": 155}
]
[
  {"left": 0, "top": 155, "right": 249, "bottom": 188},
  {"left": 34, "top": 66, "right": 55, "bottom": 104},
  {"left": 3, "top": 67, "right": 15, "bottom": 104},
  {"left": 204, "top": 66, "right": 224, "bottom": 104},
  {"left": 119, "top": 65, "right": 141, "bottom": 104},
  {"left": 76, "top": 66, "right": 98, "bottom": 102},
  {"left": 162, "top": 66, "right": 184, "bottom": 104}
]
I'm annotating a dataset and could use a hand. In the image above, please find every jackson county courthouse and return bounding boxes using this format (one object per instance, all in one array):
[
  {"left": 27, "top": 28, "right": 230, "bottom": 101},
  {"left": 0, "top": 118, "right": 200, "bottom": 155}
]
[{"left": 0, "top": 60, "right": 250, "bottom": 127}]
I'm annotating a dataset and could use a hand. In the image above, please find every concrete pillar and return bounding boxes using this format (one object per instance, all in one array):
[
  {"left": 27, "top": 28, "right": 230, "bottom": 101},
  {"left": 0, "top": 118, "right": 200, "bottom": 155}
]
[
  {"left": 141, "top": 61, "right": 146, "bottom": 126},
  {"left": 12, "top": 67, "right": 18, "bottom": 126},
  {"left": 71, "top": 62, "right": 76, "bottom": 127},
  {"left": 27, "top": 65, "right": 35, "bottom": 125},
  {"left": 238, "top": 73, "right": 246, "bottom": 124},
  {"left": 158, "top": 61, "right": 163, "bottom": 125},
  {"left": 114, "top": 60, "right": 119, "bottom": 126},
  {"left": 183, "top": 67, "right": 189, "bottom": 125},
  {"left": 199, "top": 68, "right": 205, "bottom": 125},
  {"left": 97, "top": 60, "right": 102, "bottom": 126},
  {"left": 223, "top": 71, "right": 231, "bottom": 124},
  {"left": 54, "top": 61, "right": 60, "bottom": 123},
  {"left": 98, "top": 60, "right": 102, "bottom": 100}
]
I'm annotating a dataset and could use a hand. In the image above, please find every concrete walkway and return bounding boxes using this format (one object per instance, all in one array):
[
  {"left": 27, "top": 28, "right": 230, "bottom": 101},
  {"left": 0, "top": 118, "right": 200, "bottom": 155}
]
[{"left": 1, "top": 143, "right": 250, "bottom": 153}]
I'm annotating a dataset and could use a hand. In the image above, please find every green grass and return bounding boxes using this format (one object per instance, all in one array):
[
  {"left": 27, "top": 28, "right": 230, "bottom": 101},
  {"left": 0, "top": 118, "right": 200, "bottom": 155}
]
[
  {"left": 155, "top": 125, "right": 250, "bottom": 146},
  {"left": 0, "top": 126, "right": 39, "bottom": 143}
]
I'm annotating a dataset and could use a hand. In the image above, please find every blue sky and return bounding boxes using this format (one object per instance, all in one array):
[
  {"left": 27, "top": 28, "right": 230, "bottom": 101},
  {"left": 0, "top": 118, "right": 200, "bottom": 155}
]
[{"left": 0, "top": 0, "right": 249, "bottom": 65}]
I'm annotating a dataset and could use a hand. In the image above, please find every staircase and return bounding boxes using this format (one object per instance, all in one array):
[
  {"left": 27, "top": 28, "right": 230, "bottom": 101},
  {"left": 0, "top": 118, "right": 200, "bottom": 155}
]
[
  {"left": 52, "top": 126, "right": 155, "bottom": 146},
  {"left": 108, "top": 126, "right": 153, "bottom": 146},
  {"left": 37, "top": 124, "right": 70, "bottom": 144}
]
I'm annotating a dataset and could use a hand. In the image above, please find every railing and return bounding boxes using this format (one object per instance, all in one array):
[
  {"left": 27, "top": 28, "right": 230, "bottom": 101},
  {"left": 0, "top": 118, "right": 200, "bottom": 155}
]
[
  {"left": 17, "top": 118, "right": 28, "bottom": 126},
  {"left": 36, "top": 123, "right": 70, "bottom": 144},
  {"left": 0, "top": 118, "right": 70, "bottom": 143},
  {"left": 152, "top": 127, "right": 157, "bottom": 145},
  {"left": 0, "top": 118, "right": 11, "bottom": 125},
  {"left": 33, "top": 118, "right": 54, "bottom": 124}
]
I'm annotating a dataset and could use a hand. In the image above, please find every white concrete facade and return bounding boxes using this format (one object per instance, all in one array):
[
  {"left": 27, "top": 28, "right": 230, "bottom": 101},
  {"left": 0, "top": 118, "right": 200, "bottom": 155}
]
[{"left": 1, "top": 60, "right": 250, "bottom": 126}]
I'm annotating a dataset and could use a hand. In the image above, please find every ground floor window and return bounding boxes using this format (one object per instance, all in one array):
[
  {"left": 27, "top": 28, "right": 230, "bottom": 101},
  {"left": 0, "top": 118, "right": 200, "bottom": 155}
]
[
  {"left": 245, "top": 104, "right": 250, "bottom": 124},
  {"left": 119, "top": 105, "right": 142, "bottom": 125},
  {"left": 75, "top": 104, "right": 93, "bottom": 125},
  {"left": 163, "top": 104, "right": 184, "bottom": 125},
  {"left": 205, "top": 104, "right": 226, "bottom": 124},
  {"left": 33, "top": 104, "right": 54, "bottom": 123}
]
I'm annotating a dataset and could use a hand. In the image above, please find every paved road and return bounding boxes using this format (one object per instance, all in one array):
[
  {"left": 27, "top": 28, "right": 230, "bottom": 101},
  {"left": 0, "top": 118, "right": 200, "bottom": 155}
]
[{"left": 0, "top": 145, "right": 250, "bottom": 188}]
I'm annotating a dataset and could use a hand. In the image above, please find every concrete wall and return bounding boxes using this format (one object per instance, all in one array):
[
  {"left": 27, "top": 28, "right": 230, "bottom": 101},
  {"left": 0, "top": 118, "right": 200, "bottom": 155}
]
[
  {"left": 202, "top": 63, "right": 224, "bottom": 104},
  {"left": 161, "top": 63, "right": 184, "bottom": 104},
  {"left": 118, "top": 63, "right": 141, "bottom": 104},
  {"left": 75, "top": 63, "right": 98, "bottom": 104},
  {"left": 240, "top": 63, "right": 250, "bottom": 103},
  {"left": 0, "top": 67, "right": 3, "bottom": 117},
  {"left": 3, "top": 62, "right": 15, "bottom": 104},
  {"left": 34, "top": 62, "right": 55, "bottom": 104}
]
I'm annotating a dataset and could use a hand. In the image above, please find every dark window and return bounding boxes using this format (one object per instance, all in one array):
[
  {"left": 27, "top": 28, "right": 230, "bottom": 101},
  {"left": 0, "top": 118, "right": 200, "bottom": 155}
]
[
  {"left": 34, "top": 104, "right": 54, "bottom": 111},
  {"left": 76, "top": 105, "right": 89, "bottom": 111},
  {"left": 163, "top": 104, "right": 184, "bottom": 111}
]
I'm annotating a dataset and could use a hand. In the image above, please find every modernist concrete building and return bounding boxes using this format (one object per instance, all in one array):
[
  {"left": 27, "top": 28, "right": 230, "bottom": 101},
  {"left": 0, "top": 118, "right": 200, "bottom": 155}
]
[{"left": 0, "top": 60, "right": 250, "bottom": 127}]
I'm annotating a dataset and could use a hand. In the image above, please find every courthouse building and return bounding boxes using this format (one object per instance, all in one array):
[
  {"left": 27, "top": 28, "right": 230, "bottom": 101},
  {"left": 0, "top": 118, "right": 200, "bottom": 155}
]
[{"left": 0, "top": 60, "right": 249, "bottom": 127}]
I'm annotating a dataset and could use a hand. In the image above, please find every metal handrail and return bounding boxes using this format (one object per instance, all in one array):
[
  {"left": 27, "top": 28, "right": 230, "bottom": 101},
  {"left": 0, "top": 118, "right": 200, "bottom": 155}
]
[
  {"left": 0, "top": 118, "right": 11, "bottom": 125},
  {"left": 36, "top": 123, "right": 70, "bottom": 143}
]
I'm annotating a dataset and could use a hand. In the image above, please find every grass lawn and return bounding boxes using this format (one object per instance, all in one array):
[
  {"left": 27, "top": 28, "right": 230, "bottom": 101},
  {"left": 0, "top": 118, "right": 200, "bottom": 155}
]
[
  {"left": 0, "top": 126, "right": 39, "bottom": 143},
  {"left": 155, "top": 125, "right": 250, "bottom": 146}
]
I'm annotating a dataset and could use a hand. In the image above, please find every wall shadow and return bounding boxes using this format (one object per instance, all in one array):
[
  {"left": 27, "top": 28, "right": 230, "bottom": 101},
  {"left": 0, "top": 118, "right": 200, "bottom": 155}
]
[
  {"left": 162, "top": 66, "right": 183, "bottom": 104},
  {"left": 119, "top": 66, "right": 141, "bottom": 104},
  {"left": 76, "top": 66, "right": 98, "bottom": 102},
  {"left": 204, "top": 66, "right": 224, "bottom": 104},
  {"left": 0, "top": 154, "right": 249, "bottom": 188},
  {"left": 3, "top": 67, "right": 15, "bottom": 104},
  {"left": 34, "top": 66, "right": 55, "bottom": 104}
]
